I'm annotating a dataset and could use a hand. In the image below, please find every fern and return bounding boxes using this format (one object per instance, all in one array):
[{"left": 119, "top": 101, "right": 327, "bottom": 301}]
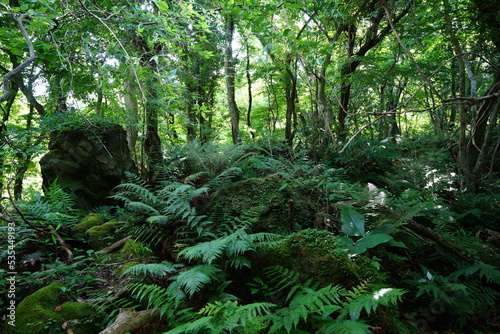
[
  {"left": 19, "top": 179, "right": 79, "bottom": 228},
  {"left": 340, "top": 286, "right": 405, "bottom": 321},
  {"left": 208, "top": 166, "right": 243, "bottom": 189},
  {"left": 178, "top": 228, "right": 282, "bottom": 268},
  {"left": 123, "top": 261, "right": 179, "bottom": 277},
  {"left": 122, "top": 282, "right": 193, "bottom": 321},
  {"left": 174, "top": 264, "right": 224, "bottom": 297},
  {"left": 451, "top": 262, "right": 500, "bottom": 284},
  {"left": 166, "top": 300, "right": 274, "bottom": 334}
]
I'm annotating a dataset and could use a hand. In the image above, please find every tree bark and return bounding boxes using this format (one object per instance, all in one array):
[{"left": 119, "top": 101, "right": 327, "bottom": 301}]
[
  {"left": 123, "top": 68, "right": 139, "bottom": 161},
  {"left": 224, "top": 14, "right": 241, "bottom": 145}
]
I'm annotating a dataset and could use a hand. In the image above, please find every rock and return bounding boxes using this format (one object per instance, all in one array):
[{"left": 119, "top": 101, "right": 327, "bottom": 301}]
[
  {"left": 72, "top": 214, "right": 106, "bottom": 240},
  {"left": 86, "top": 220, "right": 120, "bottom": 250},
  {"left": 39, "top": 123, "right": 136, "bottom": 210},
  {"left": 4, "top": 282, "right": 101, "bottom": 334},
  {"left": 209, "top": 173, "right": 316, "bottom": 232},
  {"left": 268, "top": 229, "right": 359, "bottom": 287}
]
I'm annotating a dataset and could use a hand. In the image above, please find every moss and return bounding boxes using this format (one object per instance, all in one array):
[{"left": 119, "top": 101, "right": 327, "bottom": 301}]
[
  {"left": 85, "top": 220, "right": 119, "bottom": 250},
  {"left": 59, "top": 302, "right": 101, "bottom": 334},
  {"left": 269, "top": 229, "right": 359, "bottom": 287},
  {"left": 118, "top": 239, "right": 153, "bottom": 259},
  {"left": 72, "top": 214, "right": 105, "bottom": 240},
  {"left": 209, "top": 173, "right": 315, "bottom": 232},
  {"left": 4, "top": 282, "right": 64, "bottom": 334},
  {"left": 117, "top": 260, "right": 140, "bottom": 275},
  {"left": 4, "top": 282, "right": 101, "bottom": 334}
]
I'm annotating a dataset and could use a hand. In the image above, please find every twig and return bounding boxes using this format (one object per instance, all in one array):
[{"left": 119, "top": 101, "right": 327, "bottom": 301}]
[{"left": 48, "top": 225, "right": 74, "bottom": 263}]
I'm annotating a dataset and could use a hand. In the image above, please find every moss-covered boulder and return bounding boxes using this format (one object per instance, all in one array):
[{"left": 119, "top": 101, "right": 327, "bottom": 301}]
[
  {"left": 39, "top": 123, "right": 136, "bottom": 210},
  {"left": 4, "top": 282, "right": 101, "bottom": 334},
  {"left": 72, "top": 214, "right": 105, "bottom": 240},
  {"left": 266, "top": 229, "right": 359, "bottom": 287},
  {"left": 86, "top": 220, "right": 120, "bottom": 250},
  {"left": 209, "top": 173, "right": 315, "bottom": 232}
]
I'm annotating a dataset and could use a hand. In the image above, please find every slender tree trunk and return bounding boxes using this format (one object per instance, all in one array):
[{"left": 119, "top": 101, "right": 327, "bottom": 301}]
[
  {"left": 338, "top": 24, "right": 357, "bottom": 142},
  {"left": 443, "top": 0, "right": 469, "bottom": 183},
  {"left": 123, "top": 70, "right": 139, "bottom": 160},
  {"left": 185, "top": 85, "right": 197, "bottom": 142},
  {"left": 224, "top": 14, "right": 241, "bottom": 144},
  {"left": 143, "top": 73, "right": 162, "bottom": 183},
  {"left": 245, "top": 40, "right": 254, "bottom": 138},
  {"left": 284, "top": 55, "right": 298, "bottom": 145}
]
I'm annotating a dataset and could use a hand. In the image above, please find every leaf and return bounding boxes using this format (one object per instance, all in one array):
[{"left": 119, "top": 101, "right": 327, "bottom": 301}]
[
  {"left": 367, "top": 224, "right": 395, "bottom": 235},
  {"left": 341, "top": 205, "right": 365, "bottom": 236},
  {"left": 155, "top": 0, "right": 169, "bottom": 11},
  {"left": 355, "top": 233, "right": 393, "bottom": 249}
]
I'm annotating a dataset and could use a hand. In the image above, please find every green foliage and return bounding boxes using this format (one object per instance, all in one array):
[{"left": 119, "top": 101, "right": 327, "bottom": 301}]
[
  {"left": 338, "top": 205, "right": 400, "bottom": 255},
  {"left": 178, "top": 227, "right": 282, "bottom": 268},
  {"left": 111, "top": 173, "right": 213, "bottom": 243},
  {"left": 20, "top": 179, "right": 79, "bottom": 228},
  {"left": 123, "top": 261, "right": 178, "bottom": 277}
]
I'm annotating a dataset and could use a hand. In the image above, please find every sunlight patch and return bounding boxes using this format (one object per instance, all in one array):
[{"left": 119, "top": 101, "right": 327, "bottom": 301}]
[{"left": 373, "top": 288, "right": 393, "bottom": 300}]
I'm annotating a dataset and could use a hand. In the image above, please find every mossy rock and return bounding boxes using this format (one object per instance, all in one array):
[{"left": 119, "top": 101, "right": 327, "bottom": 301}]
[
  {"left": 86, "top": 220, "right": 119, "bottom": 250},
  {"left": 115, "top": 239, "right": 153, "bottom": 261},
  {"left": 209, "top": 174, "right": 315, "bottom": 232},
  {"left": 4, "top": 282, "right": 101, "bottom": 334},
  {"left": 267, "top": 229, "right": 359, "bottom": 287},
  {"left": 72, "top": 214, "right": 105, "bottom": 240},
  {"left": 109, "top": 240, "right": 153, "bottom": 274}
]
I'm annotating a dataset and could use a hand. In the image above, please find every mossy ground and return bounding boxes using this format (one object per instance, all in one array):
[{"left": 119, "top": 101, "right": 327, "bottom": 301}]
[{"left": 4, "top": 282, "right": 101, "bottom": 334}]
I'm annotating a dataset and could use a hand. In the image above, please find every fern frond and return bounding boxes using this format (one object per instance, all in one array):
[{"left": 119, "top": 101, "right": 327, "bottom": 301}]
[
  {"left": 112, "top": 182, "right": 158, "bottom": 205},
  {"left": 342, "top": 287, "right": 405, "bottom": 321},
  {"left": 265, "top": 265, "right": 302, "bottom": 295},
  {"left": 209, "top": 166, "right": 243, "bottom": 189},
  {"left": 124, "top": 201, "right": 160, "bottom": 215},
  {"left": 178, "top": 239, "right": 228, "bottom": 264},
  {"left": 126, "top": 282, "right": 179, "bottom": 317},
  {"left": 184, "top": 171, "right": 210, "bottom": 185},
  {"left": 175, "top": 264, "right": 223, "bottom": 297},
  {"left": 317, "top": 319, "right": 371, "bottom": 334},
  {"left": 123, "top": 261, "right": 178, "bottom": 277},
  {"left": 452, "top": 262, "right": 500, "bottom": 284}
]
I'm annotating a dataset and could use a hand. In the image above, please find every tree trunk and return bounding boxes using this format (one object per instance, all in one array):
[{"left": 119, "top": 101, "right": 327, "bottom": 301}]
[
  {"left": 143, "top": 73, "right": 162, "bottom": 183},
  {"left": 224, "top": 14, "right": 241, "bottom": 145},
  {"left": 246, "top": 39, "right": 254, "bottom": 138},
  {"left": 284, "top": 55, "right": 298, "bottom": 146},
  {"left": 123, "top": 69, "right": 139, "bottom": 161}
]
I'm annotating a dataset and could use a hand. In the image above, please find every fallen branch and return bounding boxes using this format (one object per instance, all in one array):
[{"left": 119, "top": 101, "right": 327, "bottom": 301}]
[
  {"left": 97, "top": 235, "right": 132, "bottom": 256},
  {"left": 98, "top": 308, "right": 162, "bottom": 334}
]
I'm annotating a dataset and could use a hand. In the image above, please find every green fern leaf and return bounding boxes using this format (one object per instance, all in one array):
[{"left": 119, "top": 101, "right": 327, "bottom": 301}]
[
  {"left": 178, "top": 239, "right": 227, "bottom": 264},
  {"left": 175, "top": 264, "right": 222, "bottom": 296},
  {"left": 123, "top": 261, "right": 178, "bottom": 277}
]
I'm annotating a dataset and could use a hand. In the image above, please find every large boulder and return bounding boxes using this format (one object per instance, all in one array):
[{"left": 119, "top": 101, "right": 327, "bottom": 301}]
[
  {"left": 208, "top": 173, "right": 316, "bottom": 233},
  {"left": 40, "top": 123, "right": 136, "bottom": 210}
]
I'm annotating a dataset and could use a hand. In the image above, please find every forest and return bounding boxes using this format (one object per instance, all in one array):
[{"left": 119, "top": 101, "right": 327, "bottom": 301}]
[{"left": 0, "top": 0, "right": 499, "bottom": 333}]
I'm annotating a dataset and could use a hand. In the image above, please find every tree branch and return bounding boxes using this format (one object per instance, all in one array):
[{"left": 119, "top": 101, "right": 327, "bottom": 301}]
[{"left": 0, "top": 13, "right": 38, "bottom": 103}]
